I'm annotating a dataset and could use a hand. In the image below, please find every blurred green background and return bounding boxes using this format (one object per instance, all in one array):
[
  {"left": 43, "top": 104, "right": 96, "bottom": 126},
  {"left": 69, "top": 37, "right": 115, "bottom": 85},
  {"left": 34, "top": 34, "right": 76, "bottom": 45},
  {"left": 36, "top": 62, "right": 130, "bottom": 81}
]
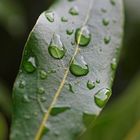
[{"left": 0, "top": 0, "right": 140, "bottom": 139}]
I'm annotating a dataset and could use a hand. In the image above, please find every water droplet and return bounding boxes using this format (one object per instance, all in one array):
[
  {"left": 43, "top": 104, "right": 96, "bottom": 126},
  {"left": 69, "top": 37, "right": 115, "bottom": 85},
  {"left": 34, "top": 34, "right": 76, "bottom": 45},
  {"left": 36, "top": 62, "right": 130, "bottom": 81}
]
[
  {"left": 68, "top": 83, "right": 74, "bottom": 93},
  {"left": 110, "top": 0, "right": 116, "bottom": 5},
  {"left": 69, "top": 6, "right": 79, "bottom": 15},
  {"left": 45, "top": 11, "right": 54, "bottom": 22},
  {"left": 23, "top": 56, "right": 37, "bottom": 73},
  {"left": 94, "top": 88, "right": 112, "bottom": 108},
  {"left": 40, "top": 96, "right": 47, "bottom": 102},
  {"left": 87, "top": 80, "right": 95, "bottom": 90},
  {"left": 37, "top": 87, "right": 45, "bottom": 94},
  {"left": 83, "top": 113, "right": 97, "bottom": 127},
  {"left": 111, "top": 58, "right": 117, "bottom": 70},
  {"left": 75, "top": 26, "right": 91, "bottom": 46},
  {"left": 48, "top": 34, "right": 66, "bottom": 59},
  {"left": 104, "top": 36, "right": 111, "bottom": 44},
  {"left": 70, "top": 56, "right": 89, "bottom": 77},
  {"left": 23, "top": 95, "right": 30, "bottom": 103},
  {"left": 50, "top": 107, "right": 70, "bottom": 116},
  {"left": 102, "top": 18, "right": 110, "bottom": 26},
  {"left": 39, "top": 70, "right": 47, "bottom": 80},
  {"left": 24, "top": 115, "right": 31, "bottom": 120},
  {"left": 19, "top": 80, "right": 26, "bottom": 88},
  {"left": 61, "top": 17, "right": 68, "bottom": 22},
  {"left": 66, "top": 28, "right": 74, "bottom": 35}
]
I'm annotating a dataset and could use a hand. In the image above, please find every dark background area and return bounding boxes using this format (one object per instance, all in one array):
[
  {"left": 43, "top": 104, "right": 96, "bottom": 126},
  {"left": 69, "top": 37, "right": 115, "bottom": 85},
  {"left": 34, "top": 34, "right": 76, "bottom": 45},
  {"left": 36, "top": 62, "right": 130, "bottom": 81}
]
[{"left": 0, "top": 0, "right": 140, "bottom": 139}]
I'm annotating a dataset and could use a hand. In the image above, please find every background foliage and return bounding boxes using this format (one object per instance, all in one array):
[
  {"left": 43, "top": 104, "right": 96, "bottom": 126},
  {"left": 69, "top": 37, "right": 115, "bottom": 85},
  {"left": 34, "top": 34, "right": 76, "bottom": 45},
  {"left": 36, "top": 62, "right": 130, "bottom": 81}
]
[{"left": 0, "top": 0, "right": 140, "bottom": 139}]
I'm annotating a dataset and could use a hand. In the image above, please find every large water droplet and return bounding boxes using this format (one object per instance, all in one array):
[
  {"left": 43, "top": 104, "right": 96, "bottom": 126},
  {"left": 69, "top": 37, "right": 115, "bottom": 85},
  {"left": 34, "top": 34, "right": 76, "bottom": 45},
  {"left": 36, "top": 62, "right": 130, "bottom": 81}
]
[
  {"left": 61, "top": 17, "right": 68, "bottom": 22},
  {"left": 48, "top": 34, "right": 66, "bottom": 59},
  {"left": 75, "top": 26, "right": 91, "bottom": 46},
  {"left": 23, "top": 56, "right": 37, "bottom": 73},
  {"left": 45, "top": 11, "right": 54, "bottom": 22},
  {"left": 111, "top": 58, "right": 117, "bottom": 70},
  {"left": 69, "top": 6, "right": 79, "bottom": 15},
  {"left": 94, "top": 88, "right": 112, "bottom": 108},
  {"left": 50, "top": 107, "right": 70, "bottom": 116},
  {"left": 70, "top": 56, "right": 89, "bottom": 77},
  {"left": 87, "top": 80, "right": 95, "bottom": 90},
  {"left": 39, "top": 70, "right": 47, "bottom": 80}
]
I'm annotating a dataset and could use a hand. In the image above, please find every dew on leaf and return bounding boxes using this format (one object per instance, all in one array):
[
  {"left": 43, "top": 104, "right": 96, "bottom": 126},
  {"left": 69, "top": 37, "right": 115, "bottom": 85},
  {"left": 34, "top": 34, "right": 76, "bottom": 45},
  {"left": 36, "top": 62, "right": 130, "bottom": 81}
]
[
  {"left": 102, "top": 18, "right": 110, "bottom": 26},
  {"left": 70, "top": 56, "right": 89, "bottom": 77},
  {"left": 87, "top": 80, "right": 95, "bottom": 90},
  {"left": 19, "top": 80, "right": 26, "bottom": 88},
  {"left": 69, "top": 6, "right": 79, "bottom": 15},
  {"left": 23, "top": 56, "right": 37, "bottom": 73},
  {"left": 39, "top": 70, "right": 47, "bottom": 80},
  {"left": 104, "top": 36, "right": 111, "bottom": 44},
  {"left": 61, "top": 17, "right": 68, "bottom": 22},
  {"left": 66, "top": 28, "right": 74, "bottom": 35},
  {"left": 50, "top": 107, "right": 70, "bottom": 116},
  {"left": 37, "top": 87, "right": 45, "bottom": 94},
  {"left": 75, "top": 26, "right": 91, "bottom": 46},
  {"left": 111, "top": 58, "right": 117, "bottom": 70},
  {"left": 48, "top": 34, "right": 66, "bottom": 59},
  {"left": 45, "top": 11, "right": 54, "bottom": 22},
  {"left": 94, "top": 88, "right": 112, "bottom": 108}
]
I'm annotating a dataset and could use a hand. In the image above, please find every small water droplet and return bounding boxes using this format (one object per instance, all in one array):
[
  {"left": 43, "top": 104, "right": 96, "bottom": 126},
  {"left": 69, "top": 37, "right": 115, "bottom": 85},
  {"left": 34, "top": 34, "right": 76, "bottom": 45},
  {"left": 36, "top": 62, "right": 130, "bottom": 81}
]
[
  {"left": 75, "top": 26, "right": 91, "bottom": 46},
  {"left": 104, "top": 36, "right": 111, "bottom": 44},
  {"left": 24, "top": 115, "right": 31, "bottom": 120},
  {"left": 111, "top": 58, "right": 117, "bottom": 70},
  {"left": 61, "top": 17, "right": 68, "bottom": 22},
  {"left": 70, "top": 56, "right": 89, "bottom": 77},
  {"left": 102, "top": 18, "right": 110, "bottom": 26},
  {"left": 39, "top": 70, "right": 47, "bottom": 79},
  {"left": 94, "top": 88, "right": 112, "bottom": 108},
  {"left": 23, "top": 95, "right": 30, "bottom": 103},
  {"left": 110, "top": 0, "right": 116, "bottom": 5},
  {"left": 68, "top": 83, "right": 74, "bottom": 93},
  {"left": 37, "top": 87, "right": 45, "bottom": 94},
  {"left": 66, "top": 28, "right": 74, "bottom": 35},
  {"left": 50, "top": 107, "right": 70, "bottom": 116},
  {"left": 48, "top": 34, "right": 66, "bottom": 59},
  {"left": 87, "top": 80, "right": 95, "bottom": 90},
  {"left": 45, "top": 11, "right": 54, "bottom": 22},
  {"left": 19, "top": 80, "right": 26, "bottom": 88},
  {"left": 23, "top": 56, "right": 37, "bottom": 73},
  {"left": 69, "top": 6, "right": 79, "bottom": 15},
  {"left": 40, "top": 96, "right": 47, "bottom": 102}
]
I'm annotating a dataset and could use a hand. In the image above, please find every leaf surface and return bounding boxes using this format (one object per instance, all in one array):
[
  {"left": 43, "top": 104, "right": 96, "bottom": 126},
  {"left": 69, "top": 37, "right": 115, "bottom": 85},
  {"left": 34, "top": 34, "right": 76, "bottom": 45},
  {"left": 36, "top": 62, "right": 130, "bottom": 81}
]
[{"left": 10, "top": 0, "right": 124, "bottom": 140}]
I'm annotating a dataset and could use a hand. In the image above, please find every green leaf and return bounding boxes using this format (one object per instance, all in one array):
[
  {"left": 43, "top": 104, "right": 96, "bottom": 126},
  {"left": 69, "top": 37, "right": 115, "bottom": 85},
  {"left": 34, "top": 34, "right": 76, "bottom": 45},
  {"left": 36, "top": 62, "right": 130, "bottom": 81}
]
[
  {"left": 81, "top": 73, "right": 140, "bottom": 140},
  {"left": 10, "top": 0, "right": 124, "bottom": 140}
]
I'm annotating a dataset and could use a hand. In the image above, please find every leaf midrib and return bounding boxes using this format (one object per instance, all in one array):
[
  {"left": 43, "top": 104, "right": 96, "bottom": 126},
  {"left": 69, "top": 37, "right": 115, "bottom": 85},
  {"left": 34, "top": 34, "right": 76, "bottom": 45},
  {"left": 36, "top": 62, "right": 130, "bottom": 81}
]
[{"left": 34, "top": 0, "right": 94, "bottom": 139}]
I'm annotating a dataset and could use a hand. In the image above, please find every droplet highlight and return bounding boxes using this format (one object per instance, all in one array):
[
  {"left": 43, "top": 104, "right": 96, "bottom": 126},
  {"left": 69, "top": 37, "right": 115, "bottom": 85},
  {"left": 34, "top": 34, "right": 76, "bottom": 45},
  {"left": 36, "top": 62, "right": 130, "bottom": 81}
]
[
  {"left": 23, "top": 56, "right": 37, "bottom": 73},
  {"left": 45, "top": 11, "right": 54, "bottom": 22},
  {"left": 70, "top": 56, "right": 89, "bottom": 77},
  {"left": 75, "top": 26, "right": 91, "bottom": 46},
  {"left": 87, "top": 80, "right": 95, "bottom": 90},
  {"left": 48, "top": 34, "right": 66, "bottom": 59},
  {"left": 94, "top": 88, "right": 112, "bottom": 108},
  {"left": 69, "top": 6, "right": 79, "bottom": 15}
]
